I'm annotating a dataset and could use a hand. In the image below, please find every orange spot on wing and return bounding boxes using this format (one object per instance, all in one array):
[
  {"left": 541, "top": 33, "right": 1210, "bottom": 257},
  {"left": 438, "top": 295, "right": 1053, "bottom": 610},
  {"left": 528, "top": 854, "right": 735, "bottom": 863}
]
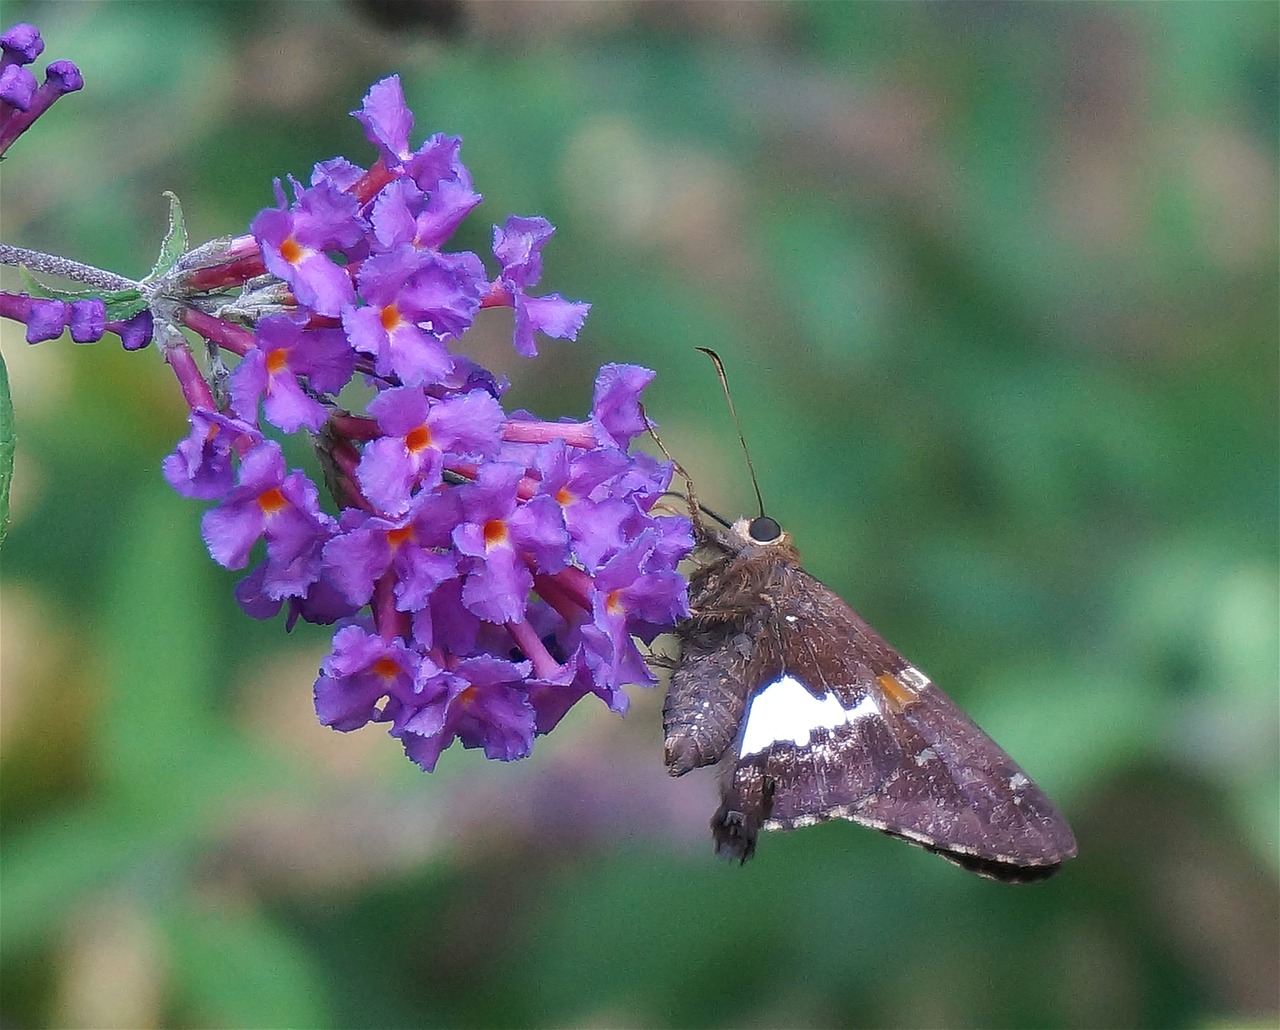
[{"left": 876, "top": 672, "right": 918, "bottom": 712}]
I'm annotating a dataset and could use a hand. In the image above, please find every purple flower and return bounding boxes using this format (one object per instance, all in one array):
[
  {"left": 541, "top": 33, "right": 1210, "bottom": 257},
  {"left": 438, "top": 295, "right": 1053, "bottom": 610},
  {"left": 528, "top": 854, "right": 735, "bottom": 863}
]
[
  {"left": 67, "top": 298, "right": 105, "bottom": 342},
  {"left": 1, "top": 23, "right": 44, "bottom": 65},
  {"left": 493, "top": 215, "right": 554, "bottom": 285},
  {"left": 531, "top": 441, "right": 636, "bottom": 571},
  {"left": 311, "top": 156, "right": 367, "bottom": 192},
  {"left": 390, "top": 654, "right": 536, "bottom": 771},
  {"left": 112, "top": 308, "right": 153, "bottom": 351},
  {"left": 342, "top": 245, "right": 486, "bottom": 386},
  {"left": 353, "top": 76, "right": 479, "bottom": 204},
  {"left": 412, "top": 576, "right": 481, "bottom": 656},
  {"left": 322, "top": 488, "right": 462, "bottom": 609},
  {"left": 200, "top": 440, "right": 335, "bottom": 598},
  {"left": 0, "top": 49, "right": 82, "bottom": 157},
  {"left": 152, "top": 71, "right": 698, "bottom": 780},
  {"left": 314, "top": 625, "right": 420, "bottom": 732},
  {"left": 250, "top": 180, "right": 361, "bottom": 317},
  {"left": 452, "top": 463, "right": 571, "bottom": 624},
  {"left": 595, "top": 531, "right": 690, "bottom": 642},
  {"left": 356, "top": 386, "right": 505, "bottom": 515},
  {"left": 491, "top": 215, "right": 590, "bottom": 357},
  {"left": 577, "top": 532, "right": 690, "bottom": 693},
  {"left": 403, "top": 132, "right": 473, "bottom": 198},
  {"left": 235, "top": 561, "right": 359, "bottom": 628},
  {"left": 162, "top": 408, "right": 260, "bottom": 500},
  {"left": 229, "top": 315, "right": 355, "bottom": 432},
  {"left": 370, "top": 176, "right": 482, "bottom": 253},
  {"left": 352, "top": 74, "right": 416, "bottom": 166},
  {"left": 23, "top": 298, "right": 67, "bottom": 342},
  {"left": 0, "top": 64, "right": 36, "bottom": 111}
]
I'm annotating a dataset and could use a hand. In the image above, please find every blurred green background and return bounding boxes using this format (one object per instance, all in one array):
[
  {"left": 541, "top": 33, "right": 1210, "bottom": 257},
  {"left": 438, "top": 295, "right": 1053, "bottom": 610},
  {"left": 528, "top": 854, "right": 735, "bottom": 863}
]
[{"left": 2, "top": 2, "right": 1276, "bottom": 1027}]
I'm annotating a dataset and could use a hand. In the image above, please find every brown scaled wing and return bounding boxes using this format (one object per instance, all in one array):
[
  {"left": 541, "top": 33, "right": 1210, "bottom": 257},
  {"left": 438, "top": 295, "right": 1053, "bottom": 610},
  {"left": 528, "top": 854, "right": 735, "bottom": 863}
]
[{"left": 665, "top": 552, "right": 1078, "bottom": 882}]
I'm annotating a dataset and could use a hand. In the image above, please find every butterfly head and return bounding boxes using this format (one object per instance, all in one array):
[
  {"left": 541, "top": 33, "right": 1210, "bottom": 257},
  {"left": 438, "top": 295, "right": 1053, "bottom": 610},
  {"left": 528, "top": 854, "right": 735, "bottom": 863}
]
[{"left": 719, "top": 514, "right": 798, "bottom": 561}]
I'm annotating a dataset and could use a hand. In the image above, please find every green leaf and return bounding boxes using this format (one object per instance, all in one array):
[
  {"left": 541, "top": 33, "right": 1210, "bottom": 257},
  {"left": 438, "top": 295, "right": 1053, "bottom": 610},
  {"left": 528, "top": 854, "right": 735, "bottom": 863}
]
[
  {"left": 0, "top": 347, "right": 13, "bottom": 548},
  {"left": 146, "top": 190, "right": 188, "bottom": 281},
  {"left": 100, "top": 289, "right": 150, "bottom": 322}
]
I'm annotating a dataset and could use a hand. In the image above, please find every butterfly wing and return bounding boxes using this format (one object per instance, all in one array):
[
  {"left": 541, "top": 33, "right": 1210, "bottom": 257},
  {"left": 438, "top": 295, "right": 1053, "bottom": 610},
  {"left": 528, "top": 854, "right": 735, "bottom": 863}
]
[{"left": 715, "top": 567, "right": 1078, "bottom": 881}]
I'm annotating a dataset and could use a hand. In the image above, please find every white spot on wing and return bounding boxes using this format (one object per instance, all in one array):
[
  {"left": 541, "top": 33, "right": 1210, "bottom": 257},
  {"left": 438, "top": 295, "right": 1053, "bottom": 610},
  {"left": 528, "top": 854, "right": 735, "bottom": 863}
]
[
  {"left": 738, "top": 674, "right": 879, "bottom": 758},
  {"left": 900, "top": 665, "right": 931, "bottom": 690}
]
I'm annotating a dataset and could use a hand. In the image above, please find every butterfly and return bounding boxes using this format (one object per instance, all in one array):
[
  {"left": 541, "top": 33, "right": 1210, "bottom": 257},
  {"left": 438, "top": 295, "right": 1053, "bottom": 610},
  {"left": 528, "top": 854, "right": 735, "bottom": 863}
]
[{"left": 662, "top": 510, "right": 1078, "bottom": 882}]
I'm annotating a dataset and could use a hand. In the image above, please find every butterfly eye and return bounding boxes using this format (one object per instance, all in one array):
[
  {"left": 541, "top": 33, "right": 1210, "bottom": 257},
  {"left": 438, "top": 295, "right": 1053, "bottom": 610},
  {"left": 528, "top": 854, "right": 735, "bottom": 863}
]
[{"left": 748, "top": 515, "right": 781, "bottom": 543}]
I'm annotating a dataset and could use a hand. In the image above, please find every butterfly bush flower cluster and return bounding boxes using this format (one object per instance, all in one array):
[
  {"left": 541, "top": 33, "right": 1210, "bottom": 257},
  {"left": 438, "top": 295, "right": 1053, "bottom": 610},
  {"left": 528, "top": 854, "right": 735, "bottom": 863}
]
[{"left": 0, "top": 24, "right": 693, "bottom": 772}]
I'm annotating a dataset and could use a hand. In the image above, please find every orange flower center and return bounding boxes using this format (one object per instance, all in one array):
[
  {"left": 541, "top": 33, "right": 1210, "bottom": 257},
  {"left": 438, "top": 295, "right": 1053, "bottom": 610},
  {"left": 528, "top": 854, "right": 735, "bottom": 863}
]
[
  {"left": 404, "top": 425, "right": 433, "bottom": 453},
  {"left": 372, "top": 656, "right": 401, "bottom": 681},
  {"left": 380, "top": 304, "right": 401, "bottom": 331},
  {"left": 386, "top": 526, "right": 413, "bottom": 549},
  {"left": 278, "top": 236, "right": 303, "bottom": 265},
  {"left": 265, "top": 349, "right": 288, "bottom": 375},
  {"left": 555, "top": 486, "right": 573, "bottom": 506},
  {"left": 257, "top": 487, "right": 287, "bottom": 515},
  {"left": 606, "top": 589, "right": 625, "bottom": 616},
  {"left": 483, "top": 519, "right": 509, "bottom": 548}
]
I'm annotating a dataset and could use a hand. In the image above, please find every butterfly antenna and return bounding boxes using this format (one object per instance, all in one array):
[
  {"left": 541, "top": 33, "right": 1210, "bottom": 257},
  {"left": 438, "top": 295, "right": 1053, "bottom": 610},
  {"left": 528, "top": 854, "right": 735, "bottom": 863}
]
[
  {"left": 696, "top": 347, "right": 766, "bottom": 518},
  {"left": 659, "top": 491, "right": 733, "bottom": 529},
  {"left": 641, "top": 402, "right": 706, "bottom": 533}
]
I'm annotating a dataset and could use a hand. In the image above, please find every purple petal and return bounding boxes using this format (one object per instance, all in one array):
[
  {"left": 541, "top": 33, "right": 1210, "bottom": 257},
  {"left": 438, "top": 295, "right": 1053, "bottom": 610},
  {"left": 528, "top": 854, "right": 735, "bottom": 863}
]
[
  {"left": 322, "top": 516, "right": 395, "bottom": 606},
  {"left": 493, "top": 215, "right": 554, "bottom": 287},
  {"left": 460, "top": 546, "right": 532, "bottom": 624},
  {"left": 228, "top": 349, "right": 270, "bottom": 424},
  {"left": 591, "top": 363, "right": 655, "bottom": 446},
  {"left": 430, "top": 390, "right": 505, "bottom": 457},
  {"left": 394, "top": 547, "right": 459, "bottom": 611},
  {"left": 353, "top": 75, "right": 413, "bottom": 161},
  {"left": 514, "top": 293, "right": 589, "bottom": 357},
  {"left": 356, "top": 434, "right": 440, "bottom": 516},
  {"left": 263, "top": 370, "right": 328, "bottom": 433},
  {"left": 202, "top": 501, "right": 264, "bottom": 570},
  {"left": 508, "top": 494, "right": 571, "bottom": 573}
]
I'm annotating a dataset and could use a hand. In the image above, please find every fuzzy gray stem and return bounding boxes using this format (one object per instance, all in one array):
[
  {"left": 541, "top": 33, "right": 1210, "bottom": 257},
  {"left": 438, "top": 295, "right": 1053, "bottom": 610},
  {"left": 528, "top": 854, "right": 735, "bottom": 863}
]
[{"left": 0, "top": 243, "right": 137, "bottom": 293}]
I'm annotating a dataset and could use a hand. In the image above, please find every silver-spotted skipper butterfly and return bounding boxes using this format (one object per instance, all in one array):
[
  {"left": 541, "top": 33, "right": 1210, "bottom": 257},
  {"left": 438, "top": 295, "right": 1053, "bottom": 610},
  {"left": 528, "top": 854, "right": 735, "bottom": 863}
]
[{"left": 659, "top": 351, "right": 1077, "bottom": 882}]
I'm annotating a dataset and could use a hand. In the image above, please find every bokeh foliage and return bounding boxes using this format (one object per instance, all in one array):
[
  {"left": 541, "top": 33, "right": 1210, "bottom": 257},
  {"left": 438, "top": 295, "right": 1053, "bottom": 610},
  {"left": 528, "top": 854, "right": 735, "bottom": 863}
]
[{"left": 1, "top": 2, "right": 1276, "bottom": 1027}]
